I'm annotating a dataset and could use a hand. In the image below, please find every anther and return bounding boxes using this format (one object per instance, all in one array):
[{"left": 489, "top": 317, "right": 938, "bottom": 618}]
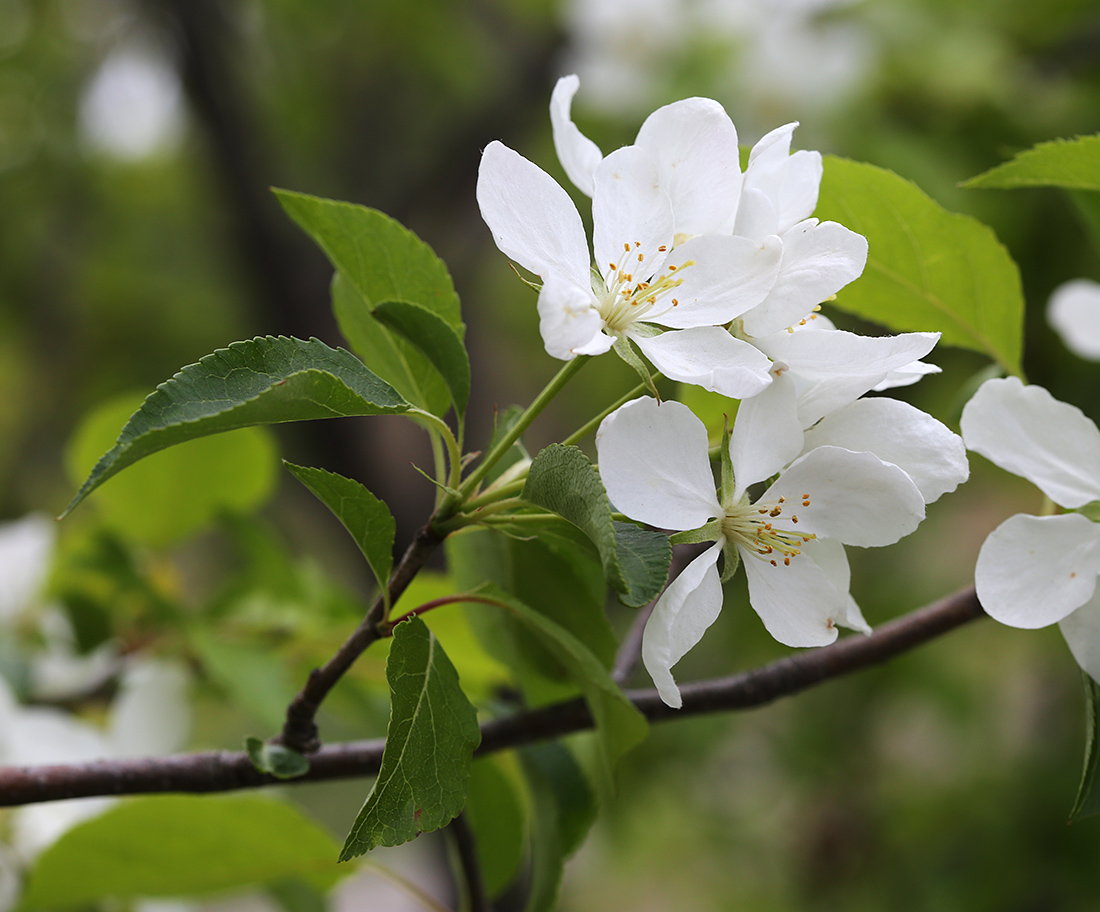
[
  {"left": 777, "top": 497, "right": 785, "bottom": 503},
  {"left": 769, "top": 506, "right": 782, "bottom": 517},
  {"left": 658, "top": 245, "right": 667, "bottom": 252},
  {"left": 791, "top": 515, "right": 798, "bottom": 523},
  {"left": 770, "top": 560, "right": 777, "bottom": 567}
]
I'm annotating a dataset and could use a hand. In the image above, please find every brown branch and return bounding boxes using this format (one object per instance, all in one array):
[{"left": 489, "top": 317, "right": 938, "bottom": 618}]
[
  {"left": 0, "top": 586, "right": 984, "bottom": 807},
  {"left": 276, "top": 523, "right": 444, "bottom": 752}
]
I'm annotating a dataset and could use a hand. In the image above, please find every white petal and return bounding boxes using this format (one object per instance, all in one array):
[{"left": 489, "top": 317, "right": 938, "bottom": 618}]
[
  {"left": 476, "top": 141, "right": 591, "bottom": 289},
  {"left": 634, "top": 97, "right": 741, "bottom": 236},
  {"left": 742, "top": 124, "right": 822, "bottom": 232},
  {"left": 741, "top": 545, "right": 842, "bottom": 647},
  {"left": 592, "top": 146, "right": 674, "bottom": 283},
  {"left": 766, "top": 446, "right": 926, "bottom": 546},
  {"left": 976, "top": 513, "right": 1100, "bottom": 628},
  {"left": 536, "top": 275, "right": 610, "bottom": 360},
  {"left": 596, "top": 396, "right": 721, "bottom": 530},
  {"left": 729, "top": 370, "right": 803, "bottom": 498},
  {"left": 1059, "top": 588, "right": 1100, "bottom": 681},
  {"left": 803, "top": 538, "right": 870, "bottom": 634},
  {"left": 108, "top": 658, "right": 190, "bottom": 758},
  {"left": 633, "top": 327, "right": 773, "bottom": 400},
  {"left": 0, "top": 513, "right": 54, "bottom": 624},
  {"left": 549, "top": 75, "right": 603, "bottom": 198},
  {"left": 757, "top": 329, "right": 940, "bottom": 427},
  {"left": 961, "top": 377, "right": 1100, "bottom": 508},
  {"left": 1048, "top": 278, "right": 1100, "bottom": 361},
  {"left": 647, "top": 234, "right": 782, "bottom": 329},
  {"left": 642, "top": 542, "right": 724, "bottom": 708},
  {"left": 732, "top": 186, "right": 779, "bottom": 240},
  {"left": 872, "top": 359, "right": 941, "bottom": 391},
  {"left": 802, "top": 398, "right": 969, "bottom": 504},
  {"left": 738, "top": 220, "right": 868, "bottom": 338},
  {"left": 774, "top": 150, "right": 824, "bottom": 232}
]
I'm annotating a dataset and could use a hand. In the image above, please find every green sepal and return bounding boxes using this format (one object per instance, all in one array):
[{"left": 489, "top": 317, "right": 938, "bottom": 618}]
[
  {"left": 719, "top": 539, "right": 741, "bottom": 584},
  {"left": 719, "top": 413, "right": 735, "bottom": 507},
  {"left": 245, "top": 737, "right": 311, "bottom": 780},
  {"left": 612, "top": 334, "right": 660, "bottom": 399},
  {"left": 1070, "top": 671, "right": 1100, "bottom": 822},
  {"left": 1075, "top": 502, "right": 1100, "bottom": 523},
  {"left": 668, "top": 520, "right": 722, "bottom": 545}
]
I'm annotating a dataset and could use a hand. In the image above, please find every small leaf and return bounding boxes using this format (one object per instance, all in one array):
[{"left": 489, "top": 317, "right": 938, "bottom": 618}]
[
  {"left": 64, "top": 336, "right": 409, "bottom": 517},
  {"left": 340, "top": 616, "right": 481, "bottom": 860},
  {"left": 373, "top": 300, "right": 470, "bottom": 417},
  {"left": 815, "top": 156, "right": 1024, "bottom": 375},
  {"left": 963, "top": 135, "right": 1100, "bottom": 191},
  {"left": 470, "top": 581, "right": 648, "bottom": 779},
  {"left": 1070, "top": 671, "right": 1100, "bottom": 822},
  {"left": 20, "top": 795, "right": 347, "bottom": 909},
  {"left": 523, "top": 443, "right": 671, "bottom": 607},
  {"left": 284, "top": 463, "right": 395, "bottom": 595},
  {"left": 246, "top": 737, "right": 311, "bottom": 780},
  {"left": 465, "top": 756, "right": 528, "bottom": 898}
]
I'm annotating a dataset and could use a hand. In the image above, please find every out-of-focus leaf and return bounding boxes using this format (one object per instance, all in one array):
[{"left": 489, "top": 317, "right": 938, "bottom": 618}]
[
  {"left": 65, "top": 392, "right": 278, "bottom": 547},
  {"left": 523, "top": 444, "right": 671, "bottom": 607},
  {"left": 963, "top": 135, "right": 1100, "bottom": 190},
  {"left": 465, "top": 755, "right": 528, "bottom": 898},
  {"left": 1070, "top": 671, "right": 1100, "bottom": 822},
  {"left": 190, "top": 630, "right": 297, "bottom": 730},
  {"left": 20, "top": 795, "right": 347, "bottom": 908},
  {"left": 64, "top": 336, "right": 408, "bottom": 516},
  {"left": 284, "top": 463, "right": 395, "bottom": 595},
  {"left": 815, "top": 157, "right": 1024, "bottom": 375},
  {"left": 245, "top": 737, "right": 311, "bottom": 780},
  {"left": 340, "top": 616, "right": 481, "bottom": 859}
]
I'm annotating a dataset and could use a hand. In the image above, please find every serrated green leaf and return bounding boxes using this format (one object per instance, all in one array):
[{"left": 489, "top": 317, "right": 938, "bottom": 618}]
[
  {"left": 465, "top": 756, "right": 528, "bottom": 898},
  {"left": 1070, "top": 671, "right": 1100, "bottom": 822},
  {"left": 815, "top": 156, "right": 1024, "bottom": 375},
  {"left": 284, "top": 463, "right": 395, "bottom": 595},
  {"left": 963, "top": 135, "right": 1100, "bottom": 190},
  {"left": 523, "top": 443, "right": 671, "bottom": 607},
  {"left": 470, "top": 581, "right": 648, "bottom": 780},
  {"left": 340, "top": 616, "right": 481, "bottom": 859},
  {"left": 245, "top": 737, "right": 311, "bottom": 780},
  {"left": 64, "top": 336, "right": 409, "bottom": 517},
  {"left": 20, "top": 795, "right": 347, "bottom": 909},
  {"left": 373, "top": 300, "right": 470, "bottom": 417}
]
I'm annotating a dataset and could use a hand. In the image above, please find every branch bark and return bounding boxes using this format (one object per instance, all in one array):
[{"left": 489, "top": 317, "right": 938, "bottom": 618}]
[{"left": 0, "top": 586, "right": 984, "bottom": 807}]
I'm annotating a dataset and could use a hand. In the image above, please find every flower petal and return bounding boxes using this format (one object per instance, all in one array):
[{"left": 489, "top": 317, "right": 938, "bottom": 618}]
[
  {"left": 802, "top": 397, "right": 969, "bottom": 504},
  {"left": 871, "top": 359, "right": 941, "bottom": 391},
  {"left": 536, "top": 274, "right": 609, "bottom": 360},
  {"left": 633, "top": 327, "right": 773, "bottom": 400},
  {"left": 477, "top": 141, "right": 591, "bottom": 289},
  {"left": 961, "top": 377, "right": 1100, "bottom": 508},
  {"left": 765, "top": 445, "right": 925, "bottom": 547},
  {"left": 803, "top": 538, "right": 870, "bottom": 634},
  {"left": 732, "top": 187, "right": 779, "bottom": 240},
  {"left": 742, "top": 123, "right": 823, "bottom": 232},
  {"left": 634, "top": 97, "right": 741, "bottom": 237},
  {"left": 976, "top": 513, "right": 1100, "bottom": 628},
  {"left": 549, "top": 75, "right": 603, "bottom": 198},
  {"left": 738, "top": 220, "right": 868, "bottom": 338},
  {"left": 1048, "top": 278, "right": 1100, "bottom": 361},
  {"left": 596, "top": 396, "right": 721, "bottom": 530},
  {"left": 647, "top": 234, "right": 782, "bottom": 329},
  {"left": 729, "top": 369, "right": 804, "bottom": 498},
  {"left": 1059, "top": 588, "right": 1100, "bottom": 681},
  {"left": 741, "top": 544, "right": 842, "bottom": 647},
  {"left": 592, "top": 146, "right": 674, "bottom": 284}
]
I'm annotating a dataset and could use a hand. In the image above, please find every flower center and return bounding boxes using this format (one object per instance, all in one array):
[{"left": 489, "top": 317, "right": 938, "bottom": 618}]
[
  {"left": 721, "top": 494, "right": 816, "bottom": 567},
  {"left": 595, "top": 241, "right": 693, "bottom": 334}
]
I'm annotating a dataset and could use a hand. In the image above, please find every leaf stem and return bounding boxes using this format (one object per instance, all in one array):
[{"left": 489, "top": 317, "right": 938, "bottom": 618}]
[{"left": 410, "top": 409, "right": 463, "bottom": 492}]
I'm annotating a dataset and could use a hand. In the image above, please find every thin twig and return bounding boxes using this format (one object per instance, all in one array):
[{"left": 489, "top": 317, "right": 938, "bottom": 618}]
[
  {"left": 0, "top": 587, "right": 984, "bottom": 807},
  {"left": 448, "top": 812, "right": 492, "bottom": 912}
]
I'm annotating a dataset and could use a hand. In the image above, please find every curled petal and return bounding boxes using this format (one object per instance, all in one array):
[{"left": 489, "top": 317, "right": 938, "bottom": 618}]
[
  {"left": 596, "top": 396, "right": 721, "bottom": 530},
  {"left": 477, "top": 141, "right": 591, "bottom": 289},
  {"left": 1048, "top": 278, "right": 1100, "bottom": 361},
  {"left": 802, "top": 397, "right": 969, "bottom": 504},
  {"left": 549, "top": 75, "right": 603, "bottom": 198},
  {"left": 741, "top": 544, "right": 842, "bottom": 647},
  {"left": 742, "top": 123, "right": 823, "bottom": 233},
  {"left": 1060, "top": 588, "right": 1100, "bottom": 682},
  {"left": 872, "top": 359, "right": 941, "bottom": 390},
  {"left": 976, "top": 512, "right": 1100, "bottom": 629},
  {"left": 961, "top": 377, "right": 1100, "bottom": 508},
  {"left": 537, "top": 276, "right": 609, "bottom": 360},
  {"left": 633, "top": 327, "right": 773, "bottom": 400},
  {"left": 766, "top": 446, "right": 925, "bottom": 547},
  {"left": 642, "top": 543, "right": 724, "bottom": 708}
]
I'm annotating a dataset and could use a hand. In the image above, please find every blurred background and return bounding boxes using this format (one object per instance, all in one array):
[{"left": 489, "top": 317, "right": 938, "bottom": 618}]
[{"left": 3, "top": 0, "right": 1100, "bottom": 909}]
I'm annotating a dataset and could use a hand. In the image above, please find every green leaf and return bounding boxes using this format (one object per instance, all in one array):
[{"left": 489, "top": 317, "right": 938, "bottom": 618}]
[
  {"left": 1070, "top": 671, "right": 1100, "bottom": 822},
  {"left": 963, "top": 135, "right": 1100, "bottom": 191},
  {"left": 274, "top": 189, "right": 460, "bottom": 325},
  {"left": 284, "top": 463, "right": 395, "bottom": 595},
  {"left": 373, "top": 300, "right": 470, "bottom": 417},
  {"left": 245, "top": 737, "right": 311, "bottom": 780},
  {"left": 190, "top": 629, "right": 298, "bottom": 730},
  {"left": 340, "top": 615, "right": 481, "bottom": 859},
  {"left": 64, "top": 336, "right": 409, "bottom": 517},
  {"left": 815, "top": 156, "right": 1024, "bottom": 375},
  {"left": 465, "top": 756, "right": 528, "bottom": 898},
  {"left": 20, "top": 795, "right": 347, "bottom": 909},
  {"left": 470, "top": 581, "right": 648, "bottom": 779},
  {"left": 523, "top": 443, "right": 671, "bottom": 607}
]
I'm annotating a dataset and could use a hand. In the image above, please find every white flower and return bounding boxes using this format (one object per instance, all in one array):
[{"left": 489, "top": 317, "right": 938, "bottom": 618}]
[
  {"left": 1047, "top": 278, "right": 1100, "bottom": 361},
  {"left": 477, "top": 139, "right": 784, "bottom": 397},
  {"left": 961, "top": 376, "right": 1100, "bottom": 680},
  {"left": 597, "top": 395, "right": 926, "bottom": 707}
]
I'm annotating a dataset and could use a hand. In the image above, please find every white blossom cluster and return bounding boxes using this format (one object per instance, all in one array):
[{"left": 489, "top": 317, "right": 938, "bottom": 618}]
[{"left": 477, "top": 77, "right": 970, "bottom": 707}]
